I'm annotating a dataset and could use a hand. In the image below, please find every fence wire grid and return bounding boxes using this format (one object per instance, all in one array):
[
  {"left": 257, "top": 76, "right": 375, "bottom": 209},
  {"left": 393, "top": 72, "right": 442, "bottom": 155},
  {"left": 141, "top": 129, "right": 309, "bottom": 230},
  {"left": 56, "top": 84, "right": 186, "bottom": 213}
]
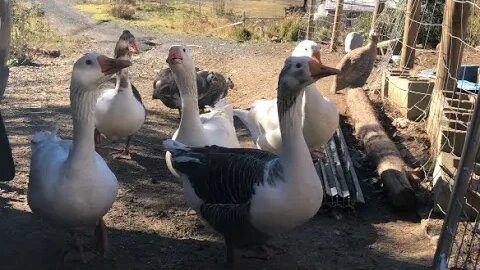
[{"left": 299, "top": 0, "right": 480, "bottom": 268}]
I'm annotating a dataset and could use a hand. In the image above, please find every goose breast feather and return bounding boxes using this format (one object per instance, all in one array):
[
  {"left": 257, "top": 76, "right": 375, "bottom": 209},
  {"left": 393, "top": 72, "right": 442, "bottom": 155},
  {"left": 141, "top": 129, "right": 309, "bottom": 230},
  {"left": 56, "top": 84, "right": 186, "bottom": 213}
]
[{"left": 28, "top": 132, "right": 118, "bottom": 228}]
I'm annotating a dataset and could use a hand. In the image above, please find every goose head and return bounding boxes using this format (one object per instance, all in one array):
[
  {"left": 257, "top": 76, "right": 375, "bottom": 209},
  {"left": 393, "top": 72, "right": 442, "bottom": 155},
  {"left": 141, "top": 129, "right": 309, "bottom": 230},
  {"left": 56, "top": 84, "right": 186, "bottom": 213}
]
[
  {"left": 166, "top": 45, "right": 197, "bottom": 92},
  {"left": 206, "top": 72, "right": 218, "bottom": 85},
  {"left": 291, "top": 39, "right": 321, "bottom": 60},
  {"left": 166, "top": 45, "right": 194, "bottom": 71},
  {"left": 278, "top": 55, "right": 340, "bottom": 96},
  {"left": 369, "top": 28, "right": 380, "bottom": 44},
  {"left": 114, "top": 30, "right": 140, "bottom": 59},
  {"left": 71, "top": 52, "right": 132, "bottom": 89}
]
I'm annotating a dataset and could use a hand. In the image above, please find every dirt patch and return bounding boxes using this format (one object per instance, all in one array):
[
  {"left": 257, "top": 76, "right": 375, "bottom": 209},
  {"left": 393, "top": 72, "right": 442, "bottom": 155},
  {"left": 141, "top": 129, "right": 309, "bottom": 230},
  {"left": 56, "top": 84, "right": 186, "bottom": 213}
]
[{"left": 0, "top": 40, "right": 435, "bottom": 270}]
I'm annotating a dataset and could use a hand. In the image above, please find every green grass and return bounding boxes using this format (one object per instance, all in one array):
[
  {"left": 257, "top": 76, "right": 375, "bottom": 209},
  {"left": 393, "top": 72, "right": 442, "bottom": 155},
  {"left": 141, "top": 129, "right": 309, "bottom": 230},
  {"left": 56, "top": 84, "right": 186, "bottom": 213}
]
[
  {"left": 75, "top": 3, "right": 114, "bottom": 21},
  {"left": 75, "top": 0, "right": 306, "bottom": 42},
  {"left": 225, "top": 0, "right": 288, "bottom": 17},
  {"left": 76, "top": 1, "right": 232, "bottom": 35}
]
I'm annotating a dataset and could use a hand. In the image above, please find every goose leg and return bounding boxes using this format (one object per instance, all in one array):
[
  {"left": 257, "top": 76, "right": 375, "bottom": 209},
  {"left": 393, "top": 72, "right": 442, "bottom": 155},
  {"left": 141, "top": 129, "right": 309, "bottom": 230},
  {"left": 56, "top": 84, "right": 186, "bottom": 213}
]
[
  {"left": 94, "top": 128, "right": 102, "bottom": 145},
  {"left": 64, "top": 231, "right": 95, "bottom": 264},
  {"left": 113, "top": 136, "right": 132, "bottom": 160},
  {"left": 94, "top": 218, "right": 109, "bottom": 258},
  {"left": 241, "top": 243, "right": 286, "bottom": 261}
]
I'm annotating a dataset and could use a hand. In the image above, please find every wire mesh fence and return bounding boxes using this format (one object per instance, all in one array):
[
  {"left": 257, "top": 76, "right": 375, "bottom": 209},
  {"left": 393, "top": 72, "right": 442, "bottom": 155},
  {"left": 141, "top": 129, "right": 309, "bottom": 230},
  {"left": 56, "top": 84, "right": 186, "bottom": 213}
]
[{"left": 298, "top": 0, "right": 480, "bottom": 268}]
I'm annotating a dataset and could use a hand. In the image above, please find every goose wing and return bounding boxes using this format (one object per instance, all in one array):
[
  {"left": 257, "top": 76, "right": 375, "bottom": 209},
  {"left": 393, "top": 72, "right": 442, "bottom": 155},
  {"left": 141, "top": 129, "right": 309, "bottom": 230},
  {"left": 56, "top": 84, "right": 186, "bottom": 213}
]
[
  {"left": 165, "top": 140, "right": 282, "bottom": 204},
  {"left": 131, "top": 83, "right": 143, "bottom": 104}
]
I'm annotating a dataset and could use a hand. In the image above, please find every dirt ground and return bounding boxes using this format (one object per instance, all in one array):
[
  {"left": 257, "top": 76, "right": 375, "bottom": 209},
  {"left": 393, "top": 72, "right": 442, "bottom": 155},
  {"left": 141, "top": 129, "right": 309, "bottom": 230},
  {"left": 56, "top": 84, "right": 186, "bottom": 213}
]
[{"left": 0, "top": 1, "right": 441, "bottom": 269}]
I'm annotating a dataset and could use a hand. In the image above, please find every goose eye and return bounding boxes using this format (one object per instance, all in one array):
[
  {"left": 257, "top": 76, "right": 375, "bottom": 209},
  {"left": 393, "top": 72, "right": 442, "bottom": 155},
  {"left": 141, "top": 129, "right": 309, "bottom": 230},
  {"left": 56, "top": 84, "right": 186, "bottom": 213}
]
[
  {"left": 86, "top": 59, "right": 92, "bottom": 65},
  {"left": 295, "top": 63, "right": 302, "bottom": 68},
  {"left": 183, "top": 48, "right": 186, "bottom": 52},
  {"left": 305, "top": 48, "right": 308, "bottom": 51}
]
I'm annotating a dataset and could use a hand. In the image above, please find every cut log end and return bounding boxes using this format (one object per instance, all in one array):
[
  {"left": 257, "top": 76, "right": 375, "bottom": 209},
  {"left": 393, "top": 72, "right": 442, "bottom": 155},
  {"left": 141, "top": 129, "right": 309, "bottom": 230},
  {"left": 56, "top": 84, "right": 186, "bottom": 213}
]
[{"left": 346, "top": 87, "right": 416, "bottom": 211}]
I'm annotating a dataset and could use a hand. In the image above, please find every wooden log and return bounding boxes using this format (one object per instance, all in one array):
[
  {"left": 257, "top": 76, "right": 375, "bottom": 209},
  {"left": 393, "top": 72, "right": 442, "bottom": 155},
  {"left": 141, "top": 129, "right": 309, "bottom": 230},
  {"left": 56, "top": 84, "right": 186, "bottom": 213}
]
[{"left": 346, "top": 87, "right": 416, "bottom": 210}]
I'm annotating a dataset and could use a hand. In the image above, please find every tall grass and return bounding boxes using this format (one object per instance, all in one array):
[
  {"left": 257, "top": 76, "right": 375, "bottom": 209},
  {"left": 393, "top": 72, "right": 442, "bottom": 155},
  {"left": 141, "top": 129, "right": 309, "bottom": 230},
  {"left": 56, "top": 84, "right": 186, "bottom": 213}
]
[
  {"left": 233, "top": 15, "right": 305, "bottom": 42},
  {"left": 10, "top": 0, "right": 69, "bottom": 65},
  {"left": 76, "top": 1, "right": 306, "bottom": 42}
]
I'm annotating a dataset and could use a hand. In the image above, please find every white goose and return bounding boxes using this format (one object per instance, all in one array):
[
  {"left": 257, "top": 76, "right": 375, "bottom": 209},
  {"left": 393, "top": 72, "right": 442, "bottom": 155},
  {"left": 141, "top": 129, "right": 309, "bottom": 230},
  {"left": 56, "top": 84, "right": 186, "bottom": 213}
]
[
  {"left": 28, "top": 53, "right": 127, "bottom": 263},
  {"left": 95, "top": 67, "right": 146, "bottom": 160},
  {"left": 233, "top": 40, "right": 339, "bottom": 156},
  {"left": 164, "top": 45, "right": 240, "bottom": 216},
  {"left": 95, "top": 30, "right": 145, "bottom": 160},
  {"left": 164, "top": 55, "right": 340, "bottom": 268}
]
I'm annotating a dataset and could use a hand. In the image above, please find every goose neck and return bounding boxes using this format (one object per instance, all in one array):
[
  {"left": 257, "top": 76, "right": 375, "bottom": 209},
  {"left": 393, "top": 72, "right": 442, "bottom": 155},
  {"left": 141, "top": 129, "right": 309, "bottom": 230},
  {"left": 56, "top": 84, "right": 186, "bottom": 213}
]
[
  {"left": 115, "top": 69, "right": 130, "bottom": 91},
  {"left": 69, "top": 80, "right": 98, "bottom": 162},
  {"left": 173, "top": 67, "right": 206, "bottom": 143},
  {"left": 277, "top": 88, "right": 308, "bottom": 157},
  {"left": 277, "top": 83, "right": 324, "bottom": 205}
]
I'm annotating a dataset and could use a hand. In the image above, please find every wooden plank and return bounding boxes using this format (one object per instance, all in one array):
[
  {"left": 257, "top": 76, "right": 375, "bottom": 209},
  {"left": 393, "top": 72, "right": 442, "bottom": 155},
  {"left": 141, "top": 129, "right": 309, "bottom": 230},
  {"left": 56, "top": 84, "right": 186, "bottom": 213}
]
[{"left": 346, "top": 88, "right": 416, "bottom": 210}]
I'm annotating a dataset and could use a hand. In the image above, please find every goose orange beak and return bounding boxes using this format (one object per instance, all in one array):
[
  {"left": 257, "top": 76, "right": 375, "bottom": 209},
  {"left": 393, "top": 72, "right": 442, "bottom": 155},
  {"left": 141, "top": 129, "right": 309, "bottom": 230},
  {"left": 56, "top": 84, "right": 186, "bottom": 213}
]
[
  {"left": 312, "top": 51, "right": 321, "bottom": 63},
  {"left": 166, "top": 46, "right": 184, "bottom": 65},
  {"left": 97, "top": 55, "right": 132, "bottom": 75},
  {"left": 128, "top": 39, "right": 140, "bottom": 54},
  {"left": 309, "top": 60, "right": 340, "bottom": 79}
]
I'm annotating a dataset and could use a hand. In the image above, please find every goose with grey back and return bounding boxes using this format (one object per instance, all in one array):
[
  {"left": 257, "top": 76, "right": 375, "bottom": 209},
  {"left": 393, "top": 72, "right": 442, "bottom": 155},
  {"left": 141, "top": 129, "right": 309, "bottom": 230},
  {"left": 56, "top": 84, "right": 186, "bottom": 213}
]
[
  {"left": 152, "top": 65, "right": 207, "bottom": 116},
  {"left": 163, "top": 55, "right": 339, "bottom": 268},
  {"left": 233, "top": 40, "right": 339, "bottom": 157},
  {"left": 198, "top": 71, "right": 234, "bottom": 111},
  {"left": 28, "top": 53, "right": 128, "bottom": 263},
  {"left": 94, "top": 30, "right": 145, "bottom": 160},
  {"left": 331, "top": 28, "right": 380, "bottom": 93},
  {"left": 153, "top": 65, "right": 233, "bottom": 117}
]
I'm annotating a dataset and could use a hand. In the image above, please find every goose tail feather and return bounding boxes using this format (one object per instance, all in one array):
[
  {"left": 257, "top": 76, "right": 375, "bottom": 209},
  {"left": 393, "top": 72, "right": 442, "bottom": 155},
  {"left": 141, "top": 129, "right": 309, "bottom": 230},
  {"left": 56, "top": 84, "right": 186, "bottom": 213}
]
[
  {"left": 233, "top": 108, "right": 260, "bottom": 139},
  {"left": 31, "top": 129, "right": 60, "bottom": 151},
  {"left": 163, "top": 139, "right": 190, "bottom": 153},
  {"left": 204, "top": 98, "right": 234, "bottom": 121}
]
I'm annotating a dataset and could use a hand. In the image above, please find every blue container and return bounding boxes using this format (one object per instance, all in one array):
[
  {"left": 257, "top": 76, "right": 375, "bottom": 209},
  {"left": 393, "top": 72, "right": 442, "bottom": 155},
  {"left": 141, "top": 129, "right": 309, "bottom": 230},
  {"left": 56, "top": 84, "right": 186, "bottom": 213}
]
[
  {"left": 418, "top": 65, "right": 480, "bottom": 93},
  {"left": 458, "top": 64, "right": 479, "bottom": 83}
]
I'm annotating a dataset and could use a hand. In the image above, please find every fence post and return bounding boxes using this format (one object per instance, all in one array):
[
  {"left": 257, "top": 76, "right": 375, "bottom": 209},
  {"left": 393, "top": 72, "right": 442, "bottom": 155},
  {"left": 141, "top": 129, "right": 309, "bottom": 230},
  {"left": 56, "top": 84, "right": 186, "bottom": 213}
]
[
  {"left": 329, "top": 0, "right": 343, "bottom": 52},
  {"left": 426, "top": 0, "right": 471, "bottom": 153},
  {"left": 431, "top": 0, "right": 472, "bottom": 268},
  {"left": 242, "top": 11, "right": 246, "bottom": 25},
  {"left": 432, "top": 71, "right": 478, "bottom": 270},
  {"left": 400, "top": 0, "right": 421, "bottom": 69},
  {"left": 306, "top": 0, "right": 317, "bottom": 40},
  {"left": 371, "top": 0, "right": 385, "bottom": 29}
]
